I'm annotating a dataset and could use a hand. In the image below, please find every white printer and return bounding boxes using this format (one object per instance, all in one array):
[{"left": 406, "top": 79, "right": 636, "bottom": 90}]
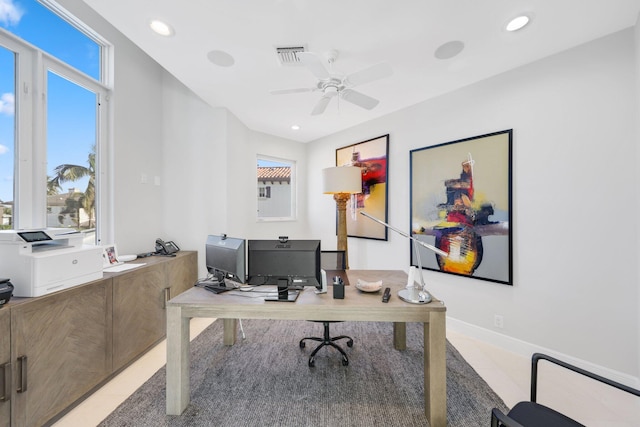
[{"left": 0, "top": 228, "right": 103, "bottom": 297}]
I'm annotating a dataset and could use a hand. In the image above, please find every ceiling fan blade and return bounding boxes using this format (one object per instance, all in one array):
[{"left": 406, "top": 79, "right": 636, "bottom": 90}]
[
  {"left": 340, "top": 89, "right": 380, "bottom": 110},
  {"left": 311, "top": 96, "right": 332, "bottom": 115},
  {"left": 344, "top": 62, "right": 393, "bottom": 87},
  {"left": 298, "top": 52, "right": 331, "bottom": 80},
  {"left": 269, "top": 88, "right": 314, "bottom": 95}
]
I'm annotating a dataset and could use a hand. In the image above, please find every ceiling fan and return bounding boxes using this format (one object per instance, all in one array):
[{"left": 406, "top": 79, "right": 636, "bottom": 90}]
[{"left": 270, "top": 49, "right": 393, "bottom": 116}]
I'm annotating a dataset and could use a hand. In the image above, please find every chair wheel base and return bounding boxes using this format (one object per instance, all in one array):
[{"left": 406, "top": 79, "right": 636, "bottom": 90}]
[{"left": 300, "top": 322, "right": 353, "bottom": 367}]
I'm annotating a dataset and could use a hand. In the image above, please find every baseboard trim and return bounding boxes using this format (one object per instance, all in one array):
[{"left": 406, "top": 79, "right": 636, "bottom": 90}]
[{"left": 446, "top": 316, "right": 640, "bottom": 389}]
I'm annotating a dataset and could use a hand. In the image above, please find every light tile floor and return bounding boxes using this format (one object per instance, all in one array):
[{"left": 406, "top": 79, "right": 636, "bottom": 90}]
[{"left": 53, "top": 321, "right": 639, "bottom": 426}]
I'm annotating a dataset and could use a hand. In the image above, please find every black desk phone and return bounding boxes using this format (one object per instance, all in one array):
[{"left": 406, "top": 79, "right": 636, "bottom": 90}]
[{"left": 155, "top": 238, "right": 180, "bottom": 256}]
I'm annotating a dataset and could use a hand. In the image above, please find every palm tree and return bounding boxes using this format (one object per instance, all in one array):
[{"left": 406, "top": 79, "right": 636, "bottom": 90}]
[
  {"left": 48, "top": 146, "right": 96, "bottom": 228},
  {"left": 47, "top": 176, "right": 61, "bottom": 196},
  {"left": 58, "top": 197, "right": 82, "bottom": 227}
]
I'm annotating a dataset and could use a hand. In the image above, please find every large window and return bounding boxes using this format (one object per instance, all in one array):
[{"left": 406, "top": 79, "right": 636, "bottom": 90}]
[
  {"left": 0, "top": 0, "right": 111, "bottom": 244},
  {"left": 0, "top": 45, "right": 14, "bottom": 229}
]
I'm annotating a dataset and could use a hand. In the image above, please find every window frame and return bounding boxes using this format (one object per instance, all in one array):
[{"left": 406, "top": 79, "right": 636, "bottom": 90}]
[
  {"left": 0, "top": 5, "right": 113, "bottom": 245},
  {"left": 256, "top": 155, "right": 297, "bottom": 222}
]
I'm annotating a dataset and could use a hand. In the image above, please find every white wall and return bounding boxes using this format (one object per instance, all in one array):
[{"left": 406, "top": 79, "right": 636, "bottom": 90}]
[
  {"left": 224, "top": 124, "right": 310, "bottom": 242},
  {"left": 57, "top": 0, "right": 640, "bottom": 385},
  {"left": 160, "top": 76, "right": 228, "bottom": 274},
  {"left": 159, "top": 96, "right": 310, "bottom": 276},
  {"left": 634, "top": 13, "right": 640, "bottom": 385},
  {"left": 56, "top": 0, "right": 308, "bottom": 275},
  {"left": 57, "top": 0, "right": 166, "bottom": 255},
  {"left": 309, "top": 28, "right": 639, "bottom": 382}
]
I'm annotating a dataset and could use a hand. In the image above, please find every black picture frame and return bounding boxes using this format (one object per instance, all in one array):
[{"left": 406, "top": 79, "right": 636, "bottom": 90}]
[{"left": 410, "top": 130, "right": 513, "bottom": 285}]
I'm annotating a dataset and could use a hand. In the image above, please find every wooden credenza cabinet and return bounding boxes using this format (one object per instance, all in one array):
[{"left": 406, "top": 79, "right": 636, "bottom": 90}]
[
  {"left": 112, "top": 252, "right": 195, "bottom": 370},
  {"left": 11, "top": 279, "right": 112, "bottom": 427},
  {"left": 0, "top": 251, "right": 197, "bottom": 427},
  {"left": 0, "top": 308, "right": 10, "bottom": 427}
]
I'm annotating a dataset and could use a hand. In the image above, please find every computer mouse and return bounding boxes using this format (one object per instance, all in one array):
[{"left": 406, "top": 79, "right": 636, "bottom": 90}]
[{"left": 239, "top": 286, "right": 253, "bottom": 292}]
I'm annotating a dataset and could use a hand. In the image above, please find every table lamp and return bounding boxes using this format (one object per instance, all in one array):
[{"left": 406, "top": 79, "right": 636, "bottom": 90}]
[
  {"left": 360, "top": 211, "right": 448, "bottom": 304},
  {"left": 323, "top": 166, "right": 362, "bottom": 269}
]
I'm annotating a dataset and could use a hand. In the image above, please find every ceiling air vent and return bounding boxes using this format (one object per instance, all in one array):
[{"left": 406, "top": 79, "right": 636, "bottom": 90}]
[{"left": 276, "top": 46, "right": 306, "bottom": 66}]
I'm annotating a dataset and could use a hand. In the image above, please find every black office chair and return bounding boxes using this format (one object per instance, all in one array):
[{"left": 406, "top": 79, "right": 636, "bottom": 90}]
[
  {"left": 491, "top": 352, "right": 640, "bottom": 427},
  {"left": 299, "top": 250, "right": 353, "bottom": 367}
]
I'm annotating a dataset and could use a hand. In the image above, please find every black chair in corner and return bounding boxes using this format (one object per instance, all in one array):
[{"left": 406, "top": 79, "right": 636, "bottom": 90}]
[
  {"left": 491, "top": 352, "right": 640, "bottom": 427},
  {"left": 299, "top": 250, "right": 353, "bottom": 367}
]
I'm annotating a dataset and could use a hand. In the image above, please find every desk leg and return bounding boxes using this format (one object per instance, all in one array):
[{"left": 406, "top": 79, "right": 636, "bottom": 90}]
[
  {"left": 166, "top": 305, "right": 191, "bottom": 415},
  {"left": 424, "top": 312, "right": 447, "bottom": 427},
  {"left": 393, "top": 322, "right": 406, "bottom": 350},
  {"left": 223, "top": 319, "right": 238, "bottom": 346}
]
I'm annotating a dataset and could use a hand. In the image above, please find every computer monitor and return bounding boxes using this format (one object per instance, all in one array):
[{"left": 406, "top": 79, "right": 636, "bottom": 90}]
[
  {"left": 247, "top": 238, "right": 321, "bottom": 301},
  {"left": 205, "top": 234, "right": 246, "bottom": 285}
]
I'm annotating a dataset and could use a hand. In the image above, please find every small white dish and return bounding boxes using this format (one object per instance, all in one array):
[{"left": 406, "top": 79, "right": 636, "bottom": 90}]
[
  {"left": 119, "top": 254, "right": 137, "bottom": 262},
  {"left": 356, "top": 279, "right": 383, "bottom": 293}
]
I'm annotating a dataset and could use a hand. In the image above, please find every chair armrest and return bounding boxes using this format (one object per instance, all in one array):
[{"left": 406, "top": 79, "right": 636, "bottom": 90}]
[
  {"left": 491, "top": 408, "right": 526, "bottom": 427},
  {"left": 531, "top": 353, "right": 640, "bottom": 402}
]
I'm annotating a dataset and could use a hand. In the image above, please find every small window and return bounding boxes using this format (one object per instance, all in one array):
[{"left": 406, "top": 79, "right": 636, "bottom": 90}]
[
  {"left": 258, "top": 186, "right": 271, "bottom": 199},
  {"left": 257, "top": 156, "right": 295, "bottom": 221}
]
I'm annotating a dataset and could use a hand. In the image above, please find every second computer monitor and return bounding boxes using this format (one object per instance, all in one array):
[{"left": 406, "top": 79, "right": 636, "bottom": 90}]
[
  {"left": 247, "top": 239, "right": 321, "bottom": 289},
  {"left": 205, "top": 234, "right": 246, "bottom": 284}
]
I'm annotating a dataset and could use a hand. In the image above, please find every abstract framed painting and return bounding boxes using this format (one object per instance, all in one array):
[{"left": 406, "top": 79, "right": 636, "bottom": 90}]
[
  {"left": 410, "top": 130, "right": 512, "bottom": 285},
  {"left": 336, "top": 134, "right": 389, "bottom": 241}
]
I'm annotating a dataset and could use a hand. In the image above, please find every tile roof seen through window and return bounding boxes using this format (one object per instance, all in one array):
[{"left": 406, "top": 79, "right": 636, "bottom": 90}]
[{"left": 258, "top": 167, "right": 290, "bottom": 183}]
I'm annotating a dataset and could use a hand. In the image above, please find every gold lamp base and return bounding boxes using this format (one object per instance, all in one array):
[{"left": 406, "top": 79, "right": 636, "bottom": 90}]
[{"left": 334, "top": 193, "right": 352, "bottom": 269}]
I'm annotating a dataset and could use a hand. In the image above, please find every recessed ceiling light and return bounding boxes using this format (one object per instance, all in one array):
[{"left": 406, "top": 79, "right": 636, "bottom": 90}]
[
  {"left": 506, "top": 15, "right": 531, "bottom": 32},
  {"left": 434, "top": 40, "right": 465, "bottom": 60},
  {"left": 207, "top": 50, "right": 235, "bottom": 67},
  {"left": 150, "top": 19, "right": 174, "bottom": 36},
  {"left": 291, "top": 125, "right": 300, "bottom": 130}
]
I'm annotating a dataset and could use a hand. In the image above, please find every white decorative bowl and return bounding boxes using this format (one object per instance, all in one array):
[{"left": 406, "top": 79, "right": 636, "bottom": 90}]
[{"left": 356, "top": 279, "right": 383, "bottom": 293}]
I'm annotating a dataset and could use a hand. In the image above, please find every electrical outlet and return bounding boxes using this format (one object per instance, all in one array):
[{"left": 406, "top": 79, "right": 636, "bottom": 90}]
[{"left": 494, "top": 314, "right": 504, "bottom": 329}]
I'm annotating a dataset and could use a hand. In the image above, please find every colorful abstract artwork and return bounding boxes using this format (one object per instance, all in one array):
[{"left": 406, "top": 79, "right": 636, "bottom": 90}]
[
  {"left": 410, "top": 130, "right": 512, "bottom": 285},
  {"left": 336, "top": 134, "right": 389, "bottom": 240}
]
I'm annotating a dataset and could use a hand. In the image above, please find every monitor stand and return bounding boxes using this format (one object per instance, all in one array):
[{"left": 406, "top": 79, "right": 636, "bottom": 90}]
[{"left": 264, "top": 279, "right": 299, "bottom": 302}]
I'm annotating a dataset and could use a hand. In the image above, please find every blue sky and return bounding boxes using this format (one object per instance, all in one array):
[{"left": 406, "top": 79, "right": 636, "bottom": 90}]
[{"left": 0, "top": 0, "right": 99, "bottom": 202}]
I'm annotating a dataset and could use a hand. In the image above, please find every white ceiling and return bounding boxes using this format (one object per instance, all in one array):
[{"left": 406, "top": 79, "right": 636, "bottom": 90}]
[{"left": 81, "top": 0, "right": 640, "bottom": 143}]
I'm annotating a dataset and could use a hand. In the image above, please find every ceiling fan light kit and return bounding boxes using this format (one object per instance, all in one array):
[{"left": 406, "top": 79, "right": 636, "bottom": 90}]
[{"left": 270, "top": 48, "right": 393, "bottom": 115}]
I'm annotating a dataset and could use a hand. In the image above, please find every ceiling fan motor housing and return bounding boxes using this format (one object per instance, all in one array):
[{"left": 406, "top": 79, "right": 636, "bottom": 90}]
[{"left": 317, "top": 77, "right": 344, "bottom": 96}]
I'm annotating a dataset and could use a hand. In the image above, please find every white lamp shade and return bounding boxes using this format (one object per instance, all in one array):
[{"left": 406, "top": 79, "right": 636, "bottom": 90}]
[{"left": 322, "top": 166, "right": 362, "bottom": 194}]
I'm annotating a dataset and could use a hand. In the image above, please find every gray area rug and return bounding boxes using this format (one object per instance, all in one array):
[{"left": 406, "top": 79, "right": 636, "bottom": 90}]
[{"left": 99, "top": 319, "right": 507, "bottom": 426}]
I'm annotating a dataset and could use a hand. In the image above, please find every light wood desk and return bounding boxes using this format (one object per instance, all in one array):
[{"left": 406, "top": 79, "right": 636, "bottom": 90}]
[{"left": 165, "top": 270, "right": 447, "bottom": 427}]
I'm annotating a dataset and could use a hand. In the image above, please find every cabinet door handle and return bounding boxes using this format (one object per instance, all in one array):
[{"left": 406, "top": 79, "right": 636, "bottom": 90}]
[
  {"left": 0, "top": 362, "right": 11, "bottom": 401},
  {"left": 17, "top": 355, "right": 27, "bottom": 393},
  {"left": 163, "top": 287, "right": 171, "bottom": 308}
]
